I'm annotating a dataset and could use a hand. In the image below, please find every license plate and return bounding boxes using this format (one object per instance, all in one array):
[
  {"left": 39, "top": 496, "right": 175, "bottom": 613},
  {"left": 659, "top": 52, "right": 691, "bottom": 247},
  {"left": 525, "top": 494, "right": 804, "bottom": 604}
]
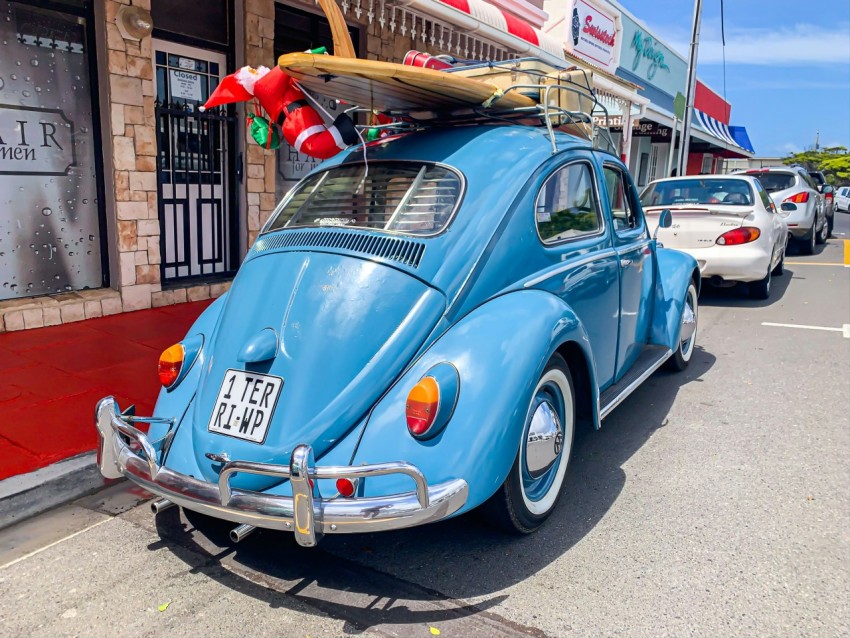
[{"left": 207, "top": 369, "right": 284, "bottom": 444}]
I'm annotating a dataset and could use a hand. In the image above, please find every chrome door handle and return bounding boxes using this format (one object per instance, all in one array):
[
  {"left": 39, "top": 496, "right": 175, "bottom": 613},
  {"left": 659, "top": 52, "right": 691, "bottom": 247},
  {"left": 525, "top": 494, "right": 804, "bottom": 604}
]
[{"left": 620, "top": 258, "right": 632, "bottom": 267}]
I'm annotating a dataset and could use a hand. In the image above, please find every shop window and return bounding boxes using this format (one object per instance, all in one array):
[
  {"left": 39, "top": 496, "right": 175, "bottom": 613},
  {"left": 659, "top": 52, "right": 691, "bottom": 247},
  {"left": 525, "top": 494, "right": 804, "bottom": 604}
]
[
  {"left": 0, "top": 1, "right": 103, "bottom": 300},
  {"left": 151, "top": 0, "right": 229, "bottom": 46},
  {"left": 701, "top": 154, "right": 713, "bottom": 174}
]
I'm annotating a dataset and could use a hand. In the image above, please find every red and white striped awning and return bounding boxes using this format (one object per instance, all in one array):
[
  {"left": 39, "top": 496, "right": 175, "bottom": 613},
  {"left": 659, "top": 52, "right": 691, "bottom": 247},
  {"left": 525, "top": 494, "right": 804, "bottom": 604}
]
[{"left": 402, "top": 0, "right": 566, "bottom": 61}]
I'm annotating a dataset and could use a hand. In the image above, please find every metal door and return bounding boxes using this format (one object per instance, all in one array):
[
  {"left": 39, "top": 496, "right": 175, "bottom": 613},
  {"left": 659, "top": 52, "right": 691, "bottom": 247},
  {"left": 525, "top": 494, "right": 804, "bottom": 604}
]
[{"left": 153, "top": 40, "right": 237, "bottom": 283}]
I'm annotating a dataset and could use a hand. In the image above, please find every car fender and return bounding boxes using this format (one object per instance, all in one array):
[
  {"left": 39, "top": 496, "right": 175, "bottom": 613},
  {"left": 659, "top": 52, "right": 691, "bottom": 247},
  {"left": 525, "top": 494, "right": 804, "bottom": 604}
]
[
  {"left": 651, "top": 247, "right": 699, "bottom": 351},
  {"left": 147, "top": 294, "right": 229, "bottom": 454},
  {"left": 350, "top": 289, "right": 598, "bottom": 513}
]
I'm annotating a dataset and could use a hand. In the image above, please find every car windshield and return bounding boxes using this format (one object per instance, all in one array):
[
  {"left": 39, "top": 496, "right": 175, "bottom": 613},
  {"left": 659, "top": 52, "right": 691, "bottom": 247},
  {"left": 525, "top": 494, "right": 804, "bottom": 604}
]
[
  {"left": 640, "top": 178, "right": 754, "bottom": 207},
  {"left": 265, "top": 162, "right": 463, "bottom": 236},
  {"left": 747, "top": 171, "right": 796, "bottom": 193}
]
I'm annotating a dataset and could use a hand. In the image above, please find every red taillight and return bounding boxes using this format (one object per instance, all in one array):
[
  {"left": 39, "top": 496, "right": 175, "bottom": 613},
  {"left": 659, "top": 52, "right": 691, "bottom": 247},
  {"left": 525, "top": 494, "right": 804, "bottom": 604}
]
[
  {"left": 825, "top": 192, "right": 834, "bottom": 200},
  {"left": 406, "top": 376, "right": 440, "bottom": 436},
  {"left": 716, "top": 227, "right": 761, "bottom": 246},
  {"left": 783, "top": 192, "right": 809, "bottom": 204},
  {"left": 158, "top": 344, "right": 184, "bottom": 387},
  {"left": 336, "top": 478, "right": 357, "bottom": 497}
]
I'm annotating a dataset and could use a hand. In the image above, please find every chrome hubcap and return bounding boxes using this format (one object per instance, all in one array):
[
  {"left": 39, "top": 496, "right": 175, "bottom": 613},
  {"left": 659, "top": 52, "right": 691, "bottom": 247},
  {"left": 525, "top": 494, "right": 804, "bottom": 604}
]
[
  {"left": 520, "top": 369, "right": 573, "bottom": 516},
  {"left": 526, "top": 401, "right": 563, "bottom": 479}
]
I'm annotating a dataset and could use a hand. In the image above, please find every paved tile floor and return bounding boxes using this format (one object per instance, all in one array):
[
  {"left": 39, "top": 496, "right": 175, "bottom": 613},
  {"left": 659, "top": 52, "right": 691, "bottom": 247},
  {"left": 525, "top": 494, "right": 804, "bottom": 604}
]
[{"left": 0, "top": 300, "right": 212, "bottom": 480}]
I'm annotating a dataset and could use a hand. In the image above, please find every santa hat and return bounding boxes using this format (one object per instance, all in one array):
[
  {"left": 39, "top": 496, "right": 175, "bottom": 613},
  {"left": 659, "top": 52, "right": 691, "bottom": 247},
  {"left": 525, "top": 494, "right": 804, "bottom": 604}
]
[{"left": 202, "top": 65, "right": 271, "bottom": 110}]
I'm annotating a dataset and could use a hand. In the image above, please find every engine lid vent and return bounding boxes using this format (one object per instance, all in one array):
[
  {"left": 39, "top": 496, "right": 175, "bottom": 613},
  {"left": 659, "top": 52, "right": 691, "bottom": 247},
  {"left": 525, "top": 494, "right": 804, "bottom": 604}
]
[{"left": 251, "top": 229, "right": 426, "bottom": 269}]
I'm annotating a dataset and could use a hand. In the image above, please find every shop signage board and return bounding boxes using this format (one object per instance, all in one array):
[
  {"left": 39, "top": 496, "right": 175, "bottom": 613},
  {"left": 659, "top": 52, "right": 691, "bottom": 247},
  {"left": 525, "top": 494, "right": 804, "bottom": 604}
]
[
  {"left": 618, "top": 14, "right": 686, "bottom": 98},
  {"left": 546, "top": 0, "right": 621, "bottom": 73},
  {"left": 0, "top": 105, "right": 76, "bottom": 175}
]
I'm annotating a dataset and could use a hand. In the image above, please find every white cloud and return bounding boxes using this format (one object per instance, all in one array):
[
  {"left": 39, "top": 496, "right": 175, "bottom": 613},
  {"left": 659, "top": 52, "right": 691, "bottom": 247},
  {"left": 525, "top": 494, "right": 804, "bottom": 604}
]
[{"left": 665, "top": 21, "right": 850, "bottom": 66}]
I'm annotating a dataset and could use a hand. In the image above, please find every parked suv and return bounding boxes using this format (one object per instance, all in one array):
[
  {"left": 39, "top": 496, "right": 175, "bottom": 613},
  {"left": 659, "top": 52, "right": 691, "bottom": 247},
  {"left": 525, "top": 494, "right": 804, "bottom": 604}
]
[
  {"left": 741, "top": 166, "right": 826, "bottom": 254},
  {"left": 807, "top": 170, "right": 835, "bottom": 235}
]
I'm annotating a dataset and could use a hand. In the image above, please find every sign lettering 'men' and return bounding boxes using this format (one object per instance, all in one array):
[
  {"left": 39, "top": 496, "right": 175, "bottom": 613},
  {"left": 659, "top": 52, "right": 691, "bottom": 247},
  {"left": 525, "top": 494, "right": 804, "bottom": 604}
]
[
  {"left": 631, "top": 30, "right": 669, "bottom": 81},
  {"left": 0, "top": 105, "right": 76, "bottom": 175}
]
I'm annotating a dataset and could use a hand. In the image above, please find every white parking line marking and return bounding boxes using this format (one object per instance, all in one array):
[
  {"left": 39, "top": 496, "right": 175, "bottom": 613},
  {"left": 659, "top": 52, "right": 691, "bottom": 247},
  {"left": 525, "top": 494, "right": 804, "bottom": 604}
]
[
  {"left": 762, "top": 322, "right": 850, "bottom": 339},
  {"left": 0, "top": 518, "right": 111, "bottom": 570}
]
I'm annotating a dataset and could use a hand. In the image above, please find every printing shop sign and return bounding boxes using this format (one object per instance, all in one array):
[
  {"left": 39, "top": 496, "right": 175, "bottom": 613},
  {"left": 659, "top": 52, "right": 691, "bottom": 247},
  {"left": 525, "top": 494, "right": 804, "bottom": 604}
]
[
  {"left": 565, "top": 0, "right": 621, "bottom": 73},
  {"left": 0, "top": 105, "right": 75, "bottom": 175}
]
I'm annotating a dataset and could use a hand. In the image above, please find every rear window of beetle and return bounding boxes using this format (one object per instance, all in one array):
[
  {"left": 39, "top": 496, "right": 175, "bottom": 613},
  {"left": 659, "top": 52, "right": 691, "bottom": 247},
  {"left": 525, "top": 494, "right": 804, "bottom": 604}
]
[
  {"left": 264, "top": 162, "right": 463, "bottom": 236},
  {"left": 640, "top": 178, "right": 754, "bottom": 207}
]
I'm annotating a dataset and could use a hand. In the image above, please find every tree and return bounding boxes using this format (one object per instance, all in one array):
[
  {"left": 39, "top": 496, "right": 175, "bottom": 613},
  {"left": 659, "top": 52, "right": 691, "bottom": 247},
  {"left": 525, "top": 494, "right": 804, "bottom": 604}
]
[{"left": 783, "top": 146, "right": 850, "bottom": 185}]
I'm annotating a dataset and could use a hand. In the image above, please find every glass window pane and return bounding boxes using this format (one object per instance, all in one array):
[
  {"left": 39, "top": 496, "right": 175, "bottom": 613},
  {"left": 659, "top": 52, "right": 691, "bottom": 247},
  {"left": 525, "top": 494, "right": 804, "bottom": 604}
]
[
  {"left": 604, "top": 166, "right": 632, "bottom": 232},
  {"left": 536, "top": 163, "right": 601, "bottom": 243},
  {"left": 265, "top": 162, "right": 463, "bottom": 236}
]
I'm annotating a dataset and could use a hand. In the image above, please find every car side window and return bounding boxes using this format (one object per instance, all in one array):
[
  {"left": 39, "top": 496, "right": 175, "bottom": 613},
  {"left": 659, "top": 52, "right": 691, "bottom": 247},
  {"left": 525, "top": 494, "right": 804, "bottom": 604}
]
[
  {"left": 753, "top": 179, "right": 775, "bottom": 212},
  {"left": 603, "top": 165, "right": 640, "bottom": 233},
  {"left": 535, "top": 161, "right": 602, "bottom": 244}
]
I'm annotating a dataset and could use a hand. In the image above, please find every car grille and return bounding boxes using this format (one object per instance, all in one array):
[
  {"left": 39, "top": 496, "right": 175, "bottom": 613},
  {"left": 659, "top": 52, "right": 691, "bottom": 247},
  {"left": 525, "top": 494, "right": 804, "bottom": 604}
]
[{"left": 250, "top": 229, "right": 426, "bottom": 269}]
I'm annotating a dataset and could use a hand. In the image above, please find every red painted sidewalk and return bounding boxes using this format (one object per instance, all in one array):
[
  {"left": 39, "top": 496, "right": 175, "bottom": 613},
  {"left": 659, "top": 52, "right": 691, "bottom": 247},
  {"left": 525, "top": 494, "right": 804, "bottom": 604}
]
[{"left": 0, "top": 300, "right": 213, "bottom": 481}]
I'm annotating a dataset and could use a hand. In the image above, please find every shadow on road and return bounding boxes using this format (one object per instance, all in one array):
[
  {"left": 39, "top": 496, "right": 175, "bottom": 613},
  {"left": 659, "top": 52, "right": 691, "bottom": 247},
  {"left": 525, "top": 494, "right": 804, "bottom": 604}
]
[
  {"left": 698, "top": 267, "right": 794, "bottom": 308},
  {"left": 149, "top": 345, "right": 716, "bottom": 631}
]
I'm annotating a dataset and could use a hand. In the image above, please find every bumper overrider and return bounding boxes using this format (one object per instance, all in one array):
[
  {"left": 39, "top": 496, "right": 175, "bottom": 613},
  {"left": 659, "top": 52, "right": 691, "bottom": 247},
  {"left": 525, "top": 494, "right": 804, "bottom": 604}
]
[{"left": 95, "top": 397, "right": 468, "bottom": 547}]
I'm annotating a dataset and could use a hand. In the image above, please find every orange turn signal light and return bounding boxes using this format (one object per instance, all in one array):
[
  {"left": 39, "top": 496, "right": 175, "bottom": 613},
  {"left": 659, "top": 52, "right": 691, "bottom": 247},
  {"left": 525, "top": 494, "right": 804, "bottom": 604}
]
[
  {"left": 405, "top": 376, "right": 440, "bottom": 436},
  {"left": 158, "top": 344, "right": 185, "bottom": 387}
]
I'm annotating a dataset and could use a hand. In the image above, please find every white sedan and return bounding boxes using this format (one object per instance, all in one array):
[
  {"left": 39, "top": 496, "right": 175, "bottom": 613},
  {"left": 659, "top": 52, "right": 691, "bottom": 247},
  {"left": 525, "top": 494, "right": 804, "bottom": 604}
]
[{"left": 640, "top": 175, "right": 789, "bottom": 300}]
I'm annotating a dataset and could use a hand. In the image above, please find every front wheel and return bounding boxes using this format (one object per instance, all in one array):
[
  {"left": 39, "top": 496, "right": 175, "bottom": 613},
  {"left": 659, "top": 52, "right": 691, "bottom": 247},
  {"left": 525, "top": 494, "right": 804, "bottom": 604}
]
[
  {"left": 483, "top": 353, "right": 575, "bottom": 534},
  {"left": 664, "top": 281, "right": 698, "bottom": 371}
]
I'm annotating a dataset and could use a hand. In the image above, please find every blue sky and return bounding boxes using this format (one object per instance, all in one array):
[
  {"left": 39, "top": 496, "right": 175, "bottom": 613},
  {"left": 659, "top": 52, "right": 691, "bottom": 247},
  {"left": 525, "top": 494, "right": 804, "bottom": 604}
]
[{"left": 616, "top": 0, "right": 850, "bottom": 157}]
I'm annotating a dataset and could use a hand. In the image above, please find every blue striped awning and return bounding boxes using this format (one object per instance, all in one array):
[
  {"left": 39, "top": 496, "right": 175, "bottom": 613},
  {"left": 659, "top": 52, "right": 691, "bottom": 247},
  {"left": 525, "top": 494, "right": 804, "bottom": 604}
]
[{"left": 693, "top": 109, "right": 745, "bottom": 150}]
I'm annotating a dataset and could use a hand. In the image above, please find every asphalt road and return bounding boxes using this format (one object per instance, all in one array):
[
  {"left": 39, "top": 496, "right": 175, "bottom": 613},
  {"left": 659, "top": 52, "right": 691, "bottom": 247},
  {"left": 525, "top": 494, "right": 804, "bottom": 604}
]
[{"left": 1, "top": 216, "right": 848, "bottom": 638}]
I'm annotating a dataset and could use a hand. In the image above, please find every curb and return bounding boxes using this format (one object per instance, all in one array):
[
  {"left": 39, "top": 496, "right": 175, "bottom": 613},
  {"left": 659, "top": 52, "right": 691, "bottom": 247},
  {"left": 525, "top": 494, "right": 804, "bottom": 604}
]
[{"left": 0, "top": 453, "right": 117, "bottom": 531}]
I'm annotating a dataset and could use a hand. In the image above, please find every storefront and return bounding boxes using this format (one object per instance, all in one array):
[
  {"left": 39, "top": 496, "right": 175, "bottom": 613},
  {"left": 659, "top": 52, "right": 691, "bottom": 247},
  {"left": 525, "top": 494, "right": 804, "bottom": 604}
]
[
  {"left": 0, "top": 0, "right": 662, "bottom": 332},
  {"left": 0, "top": 0, "right": 106, "bottom": 303},
  {"left": 609, "top": 0, "right": 753, "bottom": 183}
]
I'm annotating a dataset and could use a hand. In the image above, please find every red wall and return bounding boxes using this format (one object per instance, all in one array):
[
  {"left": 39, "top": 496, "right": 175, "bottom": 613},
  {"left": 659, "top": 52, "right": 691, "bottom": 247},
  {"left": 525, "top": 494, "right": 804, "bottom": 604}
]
[
  {"left": 686, "top": 153, "right": 704, "bottom": 175},
  {"left": 695, "top": 81, "right": 731, "bottom": 124}
]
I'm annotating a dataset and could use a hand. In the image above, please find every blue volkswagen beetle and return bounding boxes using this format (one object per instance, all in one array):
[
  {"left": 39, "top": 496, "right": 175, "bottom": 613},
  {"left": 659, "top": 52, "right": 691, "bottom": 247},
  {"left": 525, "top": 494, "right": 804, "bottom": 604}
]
[{"left": 95, "top": 124, "right": 698, "bottom": 547}]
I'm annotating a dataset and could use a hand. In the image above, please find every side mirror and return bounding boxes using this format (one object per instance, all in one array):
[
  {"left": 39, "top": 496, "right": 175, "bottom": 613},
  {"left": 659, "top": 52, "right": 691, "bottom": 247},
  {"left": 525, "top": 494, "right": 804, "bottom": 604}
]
[
  {"left": 823, "top": 185, "right": 834, "bottom": 195},
  {"left": 780, "top": 202, "right": 796, "bottom": 212},
  {"left": 653, "top": 208, "right": 672, "bottom": 241}
]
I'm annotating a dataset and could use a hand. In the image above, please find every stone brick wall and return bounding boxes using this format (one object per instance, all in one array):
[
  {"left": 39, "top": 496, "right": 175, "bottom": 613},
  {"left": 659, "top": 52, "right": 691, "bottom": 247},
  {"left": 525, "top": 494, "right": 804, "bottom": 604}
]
[
  {"left": 105, "top": 0, "right": 161, "bottom": 312},
  {"left": 245, "top": 0, "right": 278, "bottom": 246}
]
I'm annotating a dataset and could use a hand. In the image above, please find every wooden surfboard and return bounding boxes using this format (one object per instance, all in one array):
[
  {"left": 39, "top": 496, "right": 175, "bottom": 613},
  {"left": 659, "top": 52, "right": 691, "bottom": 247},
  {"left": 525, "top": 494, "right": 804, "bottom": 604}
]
[{"left": 277, "top": 53, "right": 537, "bottom": 113}]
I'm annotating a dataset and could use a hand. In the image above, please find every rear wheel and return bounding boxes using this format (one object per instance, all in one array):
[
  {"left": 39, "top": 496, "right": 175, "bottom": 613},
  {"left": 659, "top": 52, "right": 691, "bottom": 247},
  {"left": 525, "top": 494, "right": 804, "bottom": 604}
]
[
  {"left": 665, "top": 281, "right": 698, "bottom": 371},
  {"left": 827, "top": 214, "right": 834, "bottom": 238},
  {"left": 772, "top": 245, "right": 785, "bottom": 276},
  {"left": 816, "top": 217, "right": 828, "bottom": 244},
  {"left": 750, "top": 267, "right": 772, "bottom": 300},
  {"left": 800, "top": 228, "right": 816, "bottom": 255},
  {"left": 483, "top": 353, "right": 575, "bottom": 534}
]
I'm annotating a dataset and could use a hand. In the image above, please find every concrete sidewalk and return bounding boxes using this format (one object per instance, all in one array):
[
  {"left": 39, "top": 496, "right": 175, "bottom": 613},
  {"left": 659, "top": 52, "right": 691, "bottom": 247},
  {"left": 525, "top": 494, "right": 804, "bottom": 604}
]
[{"left": 0, "top": 300, "right": 213, "bottom": 482}]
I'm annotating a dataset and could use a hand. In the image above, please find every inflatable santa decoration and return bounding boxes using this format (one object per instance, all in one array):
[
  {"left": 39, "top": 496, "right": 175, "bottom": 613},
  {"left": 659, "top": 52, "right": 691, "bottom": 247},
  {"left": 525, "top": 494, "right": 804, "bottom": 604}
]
[{"left": 203, "top": 65, "right": 358, "bottom": 160}]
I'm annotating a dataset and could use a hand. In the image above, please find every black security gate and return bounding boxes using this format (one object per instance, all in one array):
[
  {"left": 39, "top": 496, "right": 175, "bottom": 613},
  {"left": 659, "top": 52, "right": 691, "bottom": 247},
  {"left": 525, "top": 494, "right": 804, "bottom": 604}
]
[{"left": 155, "top": 102, "right": 238, "bottom": 283}]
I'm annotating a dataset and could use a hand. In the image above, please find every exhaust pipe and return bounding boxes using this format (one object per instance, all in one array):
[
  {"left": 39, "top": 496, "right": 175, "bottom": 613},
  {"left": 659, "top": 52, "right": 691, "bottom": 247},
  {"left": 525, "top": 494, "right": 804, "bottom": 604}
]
[
  {"left": 150, "top": 498, "right": 175, "bottom": 514},
  {"left": 230, "top": 523, "right": 256, "bottom": 543}
]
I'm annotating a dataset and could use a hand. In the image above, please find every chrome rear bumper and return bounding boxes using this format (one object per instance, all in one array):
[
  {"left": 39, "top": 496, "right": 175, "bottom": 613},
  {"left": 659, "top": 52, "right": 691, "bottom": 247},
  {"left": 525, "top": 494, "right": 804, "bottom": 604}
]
[{"left": 95, "top": 397, "right": 468, "bottom": 547}]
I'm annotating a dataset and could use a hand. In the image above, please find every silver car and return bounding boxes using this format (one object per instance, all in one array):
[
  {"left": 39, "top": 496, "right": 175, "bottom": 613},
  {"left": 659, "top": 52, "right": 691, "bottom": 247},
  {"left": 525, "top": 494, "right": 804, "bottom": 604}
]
[{"left": 740, "top": 167, "right": 827, "bottom": 255}]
